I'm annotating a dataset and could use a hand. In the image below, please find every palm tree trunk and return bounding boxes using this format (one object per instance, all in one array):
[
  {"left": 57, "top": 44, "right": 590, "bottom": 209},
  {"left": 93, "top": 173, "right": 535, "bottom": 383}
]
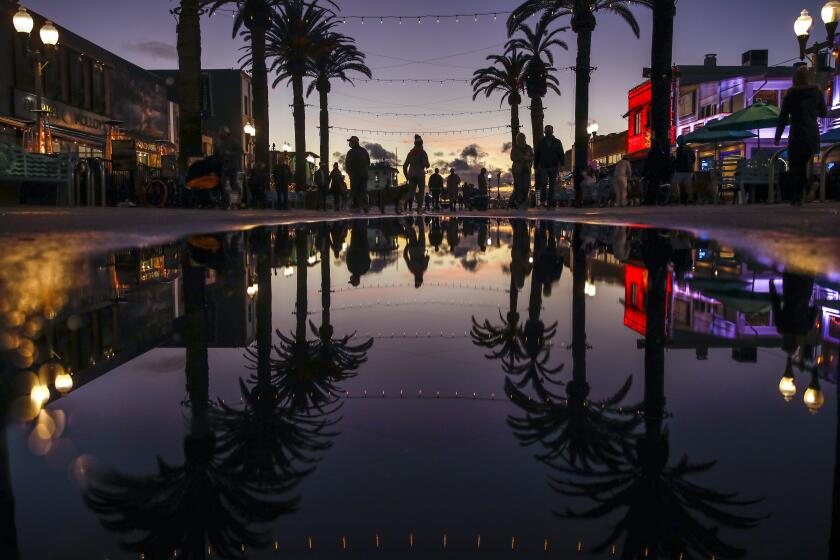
[
  {"left": 295, "top": 230, "right": 308, "bottom": 341},
  {"left": 176, "top": 0, "right": 203, "bottom": 172},
  {"left": 645, "top": 0, "right": 677, "bottom": 204},
  {"left": 572, "top": 10, "right": 596, "bottom": 205},
  {"left": 530, "top": 97, "right": 544, "bottom": 149},
  {"left": 292, "top": 76, "right": 308, "bottom": 189},
  {"left": 319, "top": 85, "right": 330, "bottom": 172},
  {"left": 830, "top": 359, "right": 840, "bottom": 559},
  {"left": 510, "top": 101, "right": 521, "bottom": 146},
  {"left": 571, "top": 224, "right": 587, "bottom": 387},
  {"left": 643, "top": 230, "right": 669, "bottom": 426},
  {"left": 255, "top": 230, "right": 272, "bottom": 386},
  {"left": 250, "top": 23, "right": 270, "bottom": 173}
]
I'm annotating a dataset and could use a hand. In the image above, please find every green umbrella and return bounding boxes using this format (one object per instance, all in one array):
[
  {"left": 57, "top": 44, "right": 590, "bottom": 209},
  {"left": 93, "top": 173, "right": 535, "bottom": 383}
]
[
  {"left": 681, "top": 128, "right": 756, "bottom": 144},
  {"left": 705, "top": 101, "right": 780, "bottom": 151}
]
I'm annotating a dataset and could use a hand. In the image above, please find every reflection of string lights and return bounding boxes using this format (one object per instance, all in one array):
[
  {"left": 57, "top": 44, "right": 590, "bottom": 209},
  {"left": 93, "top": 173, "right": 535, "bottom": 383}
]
[
  {"left": 291, "top": 299, "right": 529, "bottom": 315},
  {"left": 321, "top": 281, "right": 510, "bottom": 294}
]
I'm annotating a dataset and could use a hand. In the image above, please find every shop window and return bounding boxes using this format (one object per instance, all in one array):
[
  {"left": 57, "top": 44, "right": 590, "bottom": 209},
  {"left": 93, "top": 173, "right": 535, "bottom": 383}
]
[
  {"left": 753, "top": 89, "right": 779, "bottom": 107},
  {"left": 633, "top": 112, "right": 642, "bottom": 135},
  {"left": 92, "top": 63, "right": 106, "bottom": 114},
  {"left": 679, "top": 90, "right": 696, "bottom": 118},
  {"left": 244, "top": 95, "right": 249, "bottom": 115},
  {"left": 13, "top": 34, "right": 36, "bottom": 91},
  {"left": 69, "top": 50, "right": 86, "bottom": 108}
]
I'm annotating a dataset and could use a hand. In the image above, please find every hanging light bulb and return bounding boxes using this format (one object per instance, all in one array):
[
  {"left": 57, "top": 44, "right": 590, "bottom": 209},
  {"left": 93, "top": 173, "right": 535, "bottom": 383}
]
[
  {"left": 803, "top": 371, "right": 825, "bottom": 414},
  {"left": 778, "top": 356, "right": 796, "bottom": 401}
]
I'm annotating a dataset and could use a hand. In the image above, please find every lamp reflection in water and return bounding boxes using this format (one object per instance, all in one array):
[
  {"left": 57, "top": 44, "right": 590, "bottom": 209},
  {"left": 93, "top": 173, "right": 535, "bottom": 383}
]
[
  {"left": 779, "top": 356, "right": 797, "bottom": 402},
  {"left": 804, "top": 370, "right": 825, "bottom": 414}
]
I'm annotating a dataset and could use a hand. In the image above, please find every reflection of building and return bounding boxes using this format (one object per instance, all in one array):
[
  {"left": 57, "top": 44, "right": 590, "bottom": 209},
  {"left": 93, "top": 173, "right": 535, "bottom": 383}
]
[
  {"left": 623, "top": 262, "right": 673, "bottom": 336},
  {"left": 153, "top": 69, "right": 253, "bottom": 168},
  {"left": 626, "top": 51, "right": 797, "bottom": 162},
  {"left": 0, "top": 4, "right": 175, "bottom": 156}
]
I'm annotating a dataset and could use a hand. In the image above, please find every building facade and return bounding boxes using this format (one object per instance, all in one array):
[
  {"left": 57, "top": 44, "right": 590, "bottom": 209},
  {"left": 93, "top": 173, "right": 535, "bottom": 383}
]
[
  {"left": 152, "top": 69, "right": 254, "bottom": 169},
  {"left": 626, "top": 51, "right": 797, "bottom": 163},
  {"left": 0, "top": 2, "right": 175, "bottom": 159}
]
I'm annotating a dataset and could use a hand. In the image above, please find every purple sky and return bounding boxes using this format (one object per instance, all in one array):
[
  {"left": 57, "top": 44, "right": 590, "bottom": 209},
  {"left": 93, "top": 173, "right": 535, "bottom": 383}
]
[{"left": 23, "top": 0, "right": 822, "bottom": 176}]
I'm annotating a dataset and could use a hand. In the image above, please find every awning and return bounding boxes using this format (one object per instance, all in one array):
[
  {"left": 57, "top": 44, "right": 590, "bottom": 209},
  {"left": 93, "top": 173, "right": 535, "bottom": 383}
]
[
  {"left": 681, "top": 128, "right": 756, "bottom": 144},
  {"left": 705, "top": 102, "right": 780, "bottom": 132}
]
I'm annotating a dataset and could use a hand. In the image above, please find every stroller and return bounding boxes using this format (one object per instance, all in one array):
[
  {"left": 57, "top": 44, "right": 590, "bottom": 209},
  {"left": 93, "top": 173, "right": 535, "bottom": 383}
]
[{"left": 184, "top": 155, "right": 230, "bottom": 209}]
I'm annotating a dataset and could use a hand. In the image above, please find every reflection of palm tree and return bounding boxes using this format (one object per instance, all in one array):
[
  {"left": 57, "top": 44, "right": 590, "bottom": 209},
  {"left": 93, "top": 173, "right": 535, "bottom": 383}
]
[
  {"left": 472, "top": 220, "right": 531, "bottom": 373},
  {"left": 553, "top": 230, "right": 763, "bottom": 559},
  {"left": 0, "top": 417, "right": 19, "bottom": 559},
  {"left": 831, "top": 355, "right": 840, "bottom": 559},
  {"left": 218, "top": 229, "right": 336, "bottom": 485},
  {"left": 508, "top": 224, "right": 639, "bottom": 470},
  {"left": 85, "top": 256, "right": 293, "bottom": 559}
]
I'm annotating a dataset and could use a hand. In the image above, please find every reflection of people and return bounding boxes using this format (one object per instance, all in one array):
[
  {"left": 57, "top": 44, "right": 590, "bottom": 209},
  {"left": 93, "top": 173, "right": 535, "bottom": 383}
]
[
  {"left": 775, "top": 66, "right": 827, "bottom": 205},
  {"left": 404, "top": 220, "right": 429, "bottom": 288},
  {"left": 213, "top": 126, "right": 243, "bottom": 194},
  {"left": 347, "top": 220, "right": 371, "bottom": 286},
  {"left": 345, "top": 136, "right": 370, "bottom": 213},
  {"left": 771, "top": 272, "right": 818, "bottom": 353}
]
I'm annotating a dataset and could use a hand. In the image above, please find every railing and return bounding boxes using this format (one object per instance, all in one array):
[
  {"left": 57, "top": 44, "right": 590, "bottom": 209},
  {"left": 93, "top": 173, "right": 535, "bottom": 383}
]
[{"left": 767, "top": 147, "right": 789, "bottom": 203}]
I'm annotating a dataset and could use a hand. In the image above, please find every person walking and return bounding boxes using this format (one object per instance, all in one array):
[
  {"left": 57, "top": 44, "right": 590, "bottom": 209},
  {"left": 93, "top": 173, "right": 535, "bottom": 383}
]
[
  {"left": 329, "top": 162, "right": 345, "bottom": 211},
  {"left": 345, "top": 136, "right": 371, "bottom": 213},
  {"left": 672, "top": 136, "right": 696, "bottom": 204},
  {"left": 403, "top": 134, "right": 430, "bottom": 213},
  {"left": 213, "top": 126, "right": 243, "bottom": 198},
  {"left": 534, "top": 125, "right": 565, "bottom": 208},
  {"left": 510, "top": 132, "right": 534, "bottom": 210},
  {"left": 612, "top": 155, "right": 632, "bottom": 207},
  {"left": 429, "top": 168, "right": 444, "bottom": 210},
  {"left": 272, "top": 158, "right": 292, "bottom": 210},
  {"left": 446, "top": 168, "right": 461, "bottom": 212},
  {"left": 314, "top": 162, "right": 330, "bottom": 210},
  {"left": 775, "top": 65, "right": 827, "bottom": 205}
]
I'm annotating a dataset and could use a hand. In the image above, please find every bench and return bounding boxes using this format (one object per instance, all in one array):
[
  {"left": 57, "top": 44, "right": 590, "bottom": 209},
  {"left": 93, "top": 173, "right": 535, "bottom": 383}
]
[{"left": 0, "top": 142, "right": 73, "bottom": 204}]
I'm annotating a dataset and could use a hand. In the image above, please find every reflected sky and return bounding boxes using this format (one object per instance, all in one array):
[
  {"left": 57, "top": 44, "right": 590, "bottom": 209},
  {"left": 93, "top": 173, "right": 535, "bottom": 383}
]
[{"left": 0, "top": 218, "right": 838, "bottom": 559}]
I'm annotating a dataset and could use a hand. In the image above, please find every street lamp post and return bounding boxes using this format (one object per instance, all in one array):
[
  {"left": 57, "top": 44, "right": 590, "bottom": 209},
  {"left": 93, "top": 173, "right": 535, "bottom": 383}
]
[
  {"left": 12, "top": 6, "right": 59, "bottom": 153},
  {"left": 795, "top": 3, "right": 840, "bottom": 62}
]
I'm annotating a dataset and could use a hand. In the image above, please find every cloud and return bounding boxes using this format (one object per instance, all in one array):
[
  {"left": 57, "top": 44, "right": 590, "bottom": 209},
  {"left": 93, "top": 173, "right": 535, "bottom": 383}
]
[
  {"left": 433, "top": 152, "right": 444, "bottom": 157},
  {"left": 460, "top": 144, "right": 488, "bottom": 161},
  {"left": 363, "top": 142, "right": 396, "bottom": 162},
  {"left": 126, "top": 40, "right": 177, "bottom": 61},
  {"left": 501, "top": 141, "right": 512, "bottom": 153}
]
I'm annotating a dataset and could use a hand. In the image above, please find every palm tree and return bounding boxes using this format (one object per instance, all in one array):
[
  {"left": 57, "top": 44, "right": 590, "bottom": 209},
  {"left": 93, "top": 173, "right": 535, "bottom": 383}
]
[
  {"left": 471, "top": 51, "right": 529, "bottom": 146},
  {"left": 266, "top": 1, "right": 339, "bottom": 189},
  {"left": 508, "top": 1, "right": 652, "bottom": 204},
  {"left": 645, "top": 0, "right": 678, "bottom": 202},
  {"left": 307, "top": 36, "right": 372, "bottom": 171},
  {"left": 551, "top": 231, "right": 764, "bottom": 559},
  {"left": 175, "top": 0, "right": 203, "bottom": 171},
  {"left": 205, "top": 0, "right": 275, "bottom": 172},
  {"left": 505, "top": 15, "right": 567, "bottom": 147},
  {"left": 85, "top": 255, "right": 296, "bottom": 559}
]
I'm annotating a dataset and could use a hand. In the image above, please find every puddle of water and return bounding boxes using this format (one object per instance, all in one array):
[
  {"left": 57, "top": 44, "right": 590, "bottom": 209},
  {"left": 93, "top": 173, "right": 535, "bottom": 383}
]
[{"left": 0, "top": 217, "right": 837, "bottom": 559}]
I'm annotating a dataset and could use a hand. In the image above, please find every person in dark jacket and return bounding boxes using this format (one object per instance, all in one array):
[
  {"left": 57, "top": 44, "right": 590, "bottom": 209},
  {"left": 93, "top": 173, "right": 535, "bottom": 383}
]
[
  {"left": 672, "top": 136, "right": 696, "bottom": 204},
  {"left": 534, "top": 125, "right": 565, "bottom": 208},
  {"left": 446, "top": 169, "right": 461, "bottom": 212},
  {"left": 775, "top": 65, "right": 827, "bottom": 205},
  {"left": 429, "top": 168, "right": 444, "bottom": 210},
  {"left": 329, "top": 162, "right": 345, "bottom": 211},
  {"left": 272, "top": 159, "right": 292, "bottom": 210},
  {"left": 314, "top": 162, "right": 329, "bottom": 210},
  {"left": 344, "top": 136, "right": 371, "bottom": 213},
  {"left": 403, "top": 134, "right": 430, "bottom": 213}
]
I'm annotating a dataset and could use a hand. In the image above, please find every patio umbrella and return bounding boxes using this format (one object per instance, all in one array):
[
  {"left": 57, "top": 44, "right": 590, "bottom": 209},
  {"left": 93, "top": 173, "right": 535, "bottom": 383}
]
[
  {"left": 705, "top": 101, "right": 780, "bottom": 151},
  {"left": 821, "top": 127, "right": 840, "bottom": 144},
  {"left": 681, "top": 128, "right": 756, "bottom": 144}
]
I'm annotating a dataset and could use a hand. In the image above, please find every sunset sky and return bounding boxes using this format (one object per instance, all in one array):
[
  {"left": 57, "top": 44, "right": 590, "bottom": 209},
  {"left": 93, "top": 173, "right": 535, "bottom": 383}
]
[{"left": 22, "top": 0, "right": 823, "bottom": 181}]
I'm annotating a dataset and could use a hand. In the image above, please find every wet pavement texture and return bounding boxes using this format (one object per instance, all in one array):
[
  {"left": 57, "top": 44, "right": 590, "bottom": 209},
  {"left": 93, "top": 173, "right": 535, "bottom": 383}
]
[{"left": 1, "top": 217, "right": 839, "bottom": 559}]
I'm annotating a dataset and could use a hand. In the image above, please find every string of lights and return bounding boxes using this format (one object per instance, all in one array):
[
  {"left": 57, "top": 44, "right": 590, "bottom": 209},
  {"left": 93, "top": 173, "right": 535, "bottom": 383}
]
[
  {"left": 210, "top": 8, "right": 514, "bottom": 25},
  {"left": 299, "top": 104, "right": 508, "bottom": 118},
  {"left": 321, "top": 124, "right": 510, "bottom": 137},
  {"left": 355, "top": 77, "right": 471, "bottom": 84}
]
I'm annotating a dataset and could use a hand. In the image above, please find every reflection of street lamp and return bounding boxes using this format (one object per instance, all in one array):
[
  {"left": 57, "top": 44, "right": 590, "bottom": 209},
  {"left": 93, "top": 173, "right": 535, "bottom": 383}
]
[
  {"left": 246, "top": 283, "right": 258, "bottom": 297},
  {"left": 795, "top": 3, "right": 840, "bottom": 62},
  {"left": 13, "top": 7, "right": 59, "bottom": 153},
  {"left": 803, "top": 370, "right": 825, "bottom": 414},
  {"left": 778, "top": 356, "right": 796, "bottom": 402},
  {"left": 586, "top": 121, "right": 599, "bottom": 138},
  {"left": 281, "top": 142, "right": 291, "bottom": 153}
]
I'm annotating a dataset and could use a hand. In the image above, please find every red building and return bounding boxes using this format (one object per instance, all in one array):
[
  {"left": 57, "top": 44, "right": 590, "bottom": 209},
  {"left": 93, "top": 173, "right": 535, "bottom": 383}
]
[{"left": 625, "top": 81, "right": 676, "bottom": 161}]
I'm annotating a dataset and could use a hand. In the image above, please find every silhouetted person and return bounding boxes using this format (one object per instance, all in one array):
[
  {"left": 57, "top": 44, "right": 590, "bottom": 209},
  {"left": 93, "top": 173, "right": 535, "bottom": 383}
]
[
  {"left": 672, "top": 135, "right": 696, "bottom": 204},
  {"left": 776, "top": 65, "right": 827, "bottom": 205},
  {"left": 403, "top": 134, "right": 430, "bottom": 213},
  {"left": 510, "top": 132, "right": 533, "bottom": 209},
  {"left": 446, "top": 169, "right": 461, "bottom": 212},
  {"left": 329, "top": 163, "right": 345, "bottom": 210},
  {"left": 314, "top": 162, "right": 329, "bottom": 210},
  {"left": 213, "top": 125, "right": 242, "bottom": 196},
  {"left": 429, "top": 168, "right": 444, "bottom": 210},
  {"left": 534, "top": 125, "right": 565, "bottom": 208},
  {"left": 345, "top": 136, "right": 370, "bottom": 213},
  {"left": 273, "top": 159, "right": 291, "bottom": 210}
]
